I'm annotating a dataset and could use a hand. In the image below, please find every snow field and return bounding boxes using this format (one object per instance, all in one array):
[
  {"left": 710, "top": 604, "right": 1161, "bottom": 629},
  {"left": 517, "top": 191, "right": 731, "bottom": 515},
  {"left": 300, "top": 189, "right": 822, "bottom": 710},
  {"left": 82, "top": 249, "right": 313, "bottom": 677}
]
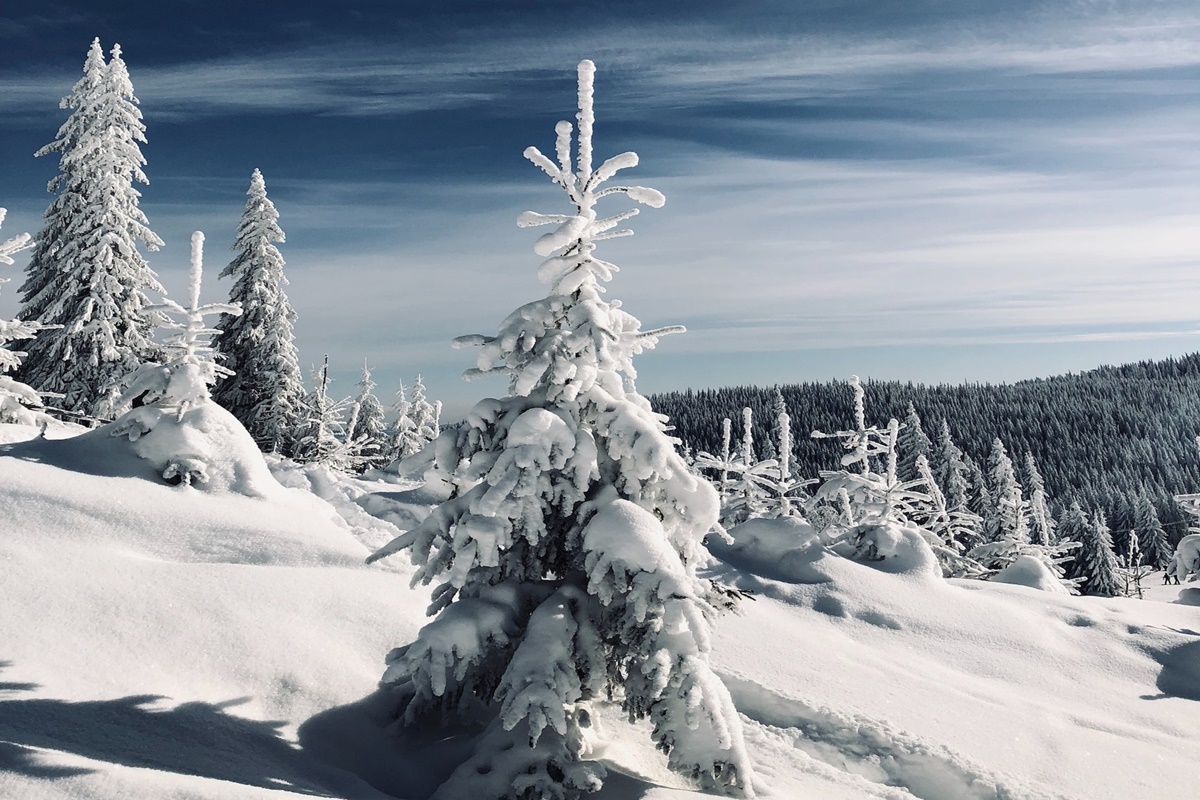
[{"left": 2, "top": 418, "right": 1200, "bottom": 799}]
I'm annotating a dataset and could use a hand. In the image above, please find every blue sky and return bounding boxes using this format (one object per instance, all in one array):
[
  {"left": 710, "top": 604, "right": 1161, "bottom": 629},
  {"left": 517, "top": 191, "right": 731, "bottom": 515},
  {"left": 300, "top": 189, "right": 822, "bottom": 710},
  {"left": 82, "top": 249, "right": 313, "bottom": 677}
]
[{"left": 2, "top": 1, "right": 1200, "bottom": 418}]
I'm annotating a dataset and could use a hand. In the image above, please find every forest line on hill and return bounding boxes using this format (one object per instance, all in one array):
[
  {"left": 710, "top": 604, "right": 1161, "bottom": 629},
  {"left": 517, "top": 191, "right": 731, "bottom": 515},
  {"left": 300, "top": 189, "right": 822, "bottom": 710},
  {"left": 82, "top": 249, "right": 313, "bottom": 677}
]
[{"left": 651, "top": 352, "right": 1200, "bottom": 543}]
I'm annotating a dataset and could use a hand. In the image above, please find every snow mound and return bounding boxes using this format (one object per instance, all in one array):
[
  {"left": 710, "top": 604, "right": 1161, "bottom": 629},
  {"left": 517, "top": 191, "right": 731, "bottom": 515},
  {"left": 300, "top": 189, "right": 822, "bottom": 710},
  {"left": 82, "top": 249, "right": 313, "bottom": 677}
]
[
  {"left": 1177, "top": 586, "right": 1200, "bottom": 607},
  {"left": 712, "top": 517, "right": 941, "bottom": 585},
  {"left": 709, "top": 516, "right": 832, "bottom": 585},
  {"left": 4, "top": 402, "right": 283, "bottom": 497},
  {"left": 991, "top": 554, "right": 1071, "bottom": 594},
  {"left": 841, "top": 522, "right": 942, "bottom": 578}
]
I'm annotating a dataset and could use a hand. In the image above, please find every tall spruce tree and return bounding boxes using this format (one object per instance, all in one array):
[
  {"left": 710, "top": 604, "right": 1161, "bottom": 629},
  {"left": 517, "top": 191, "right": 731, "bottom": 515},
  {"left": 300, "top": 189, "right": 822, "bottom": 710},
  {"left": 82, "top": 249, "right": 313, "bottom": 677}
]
[
  {"left": 18, "top": 40, "right": 165, "bottom": 419},
  {"left": 1073, "top": 509, "right": 1123, "bottom": 597},
  {"left": 408, "top": 373, "right": 439, "bottom": 445},
  {"left": 986, "top": 439, "right": 1029, "bottom": 543},
  {"left": 345, "top": 362, "right": 389, "bottom": 472},
  {"left": 1023, "top": 452, "right": 1056, "bottom": 546},
  {"left": 384, "top": 380, "right": 422, "bottom": 463},
  {"left": 1134, "top": 493, "right": 1172, "bottom": 569},
  {"left": 897, "top": 403, "right": 932, "bottom": 483},
  {"left": 935, "top": 421, "right": 972, "bottom": 507},
  {"left": 367, "top": 61, "right": 754, "bottom": 799},
  {"left": 211, "top": 169, "right": 305, "bottom": 454}
]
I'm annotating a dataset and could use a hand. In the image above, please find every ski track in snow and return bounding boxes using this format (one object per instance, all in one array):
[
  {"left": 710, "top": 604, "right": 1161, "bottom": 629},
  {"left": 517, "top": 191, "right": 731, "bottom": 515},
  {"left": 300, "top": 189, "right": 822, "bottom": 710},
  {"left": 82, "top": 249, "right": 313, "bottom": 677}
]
[{"left": 722, "top": 672, "right": 1067, "bottom": 800}]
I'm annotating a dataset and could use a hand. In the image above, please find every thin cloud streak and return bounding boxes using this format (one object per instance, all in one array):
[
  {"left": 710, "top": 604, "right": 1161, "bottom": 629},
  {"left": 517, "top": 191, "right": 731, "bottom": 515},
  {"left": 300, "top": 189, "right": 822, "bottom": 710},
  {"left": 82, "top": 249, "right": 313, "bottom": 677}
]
[{"left": 4, "top": 10, "right": 1200, "bottom": 121}]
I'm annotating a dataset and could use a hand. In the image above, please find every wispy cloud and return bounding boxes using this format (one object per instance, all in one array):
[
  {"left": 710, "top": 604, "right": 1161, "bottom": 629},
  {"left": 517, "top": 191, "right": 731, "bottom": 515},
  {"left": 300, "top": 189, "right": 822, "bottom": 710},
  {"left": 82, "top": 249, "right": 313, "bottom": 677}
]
[{"left": 5, "top": 8, "right": 1200, "bottom": 121}]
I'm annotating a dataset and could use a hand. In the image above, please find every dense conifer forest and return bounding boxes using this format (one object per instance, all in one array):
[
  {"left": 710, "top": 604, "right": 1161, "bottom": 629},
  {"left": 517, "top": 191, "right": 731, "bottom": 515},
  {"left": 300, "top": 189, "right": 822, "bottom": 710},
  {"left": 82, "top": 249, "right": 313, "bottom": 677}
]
[{"left": 652, "top": 353, "right": 1200, "bottom": 544}]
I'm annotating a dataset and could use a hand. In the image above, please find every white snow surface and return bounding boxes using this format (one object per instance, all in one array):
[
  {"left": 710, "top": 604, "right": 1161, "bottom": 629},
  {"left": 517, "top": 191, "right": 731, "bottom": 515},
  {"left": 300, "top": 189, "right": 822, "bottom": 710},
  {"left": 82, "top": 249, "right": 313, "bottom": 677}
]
[{"left": 2, "top": 419, "right": 1199, "bottom": 799}]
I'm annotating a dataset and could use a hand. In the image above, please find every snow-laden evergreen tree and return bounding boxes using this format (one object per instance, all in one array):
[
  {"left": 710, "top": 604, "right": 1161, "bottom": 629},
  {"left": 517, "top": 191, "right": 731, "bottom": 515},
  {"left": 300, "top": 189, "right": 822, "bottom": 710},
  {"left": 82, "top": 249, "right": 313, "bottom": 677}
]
[
  {"left": 897, "top": 403, "right": 932, "bottom": 483},
  {"left": 114, "top": 232, "right": 239, "bottom": 412},
  {"left": 694, "top": 416, "right": 737, "bottom": 509},
  {"left": 1023, "top": 452, "right": 1056, "bottom": 546},
  {"left": 409, "top": 374, "right": 439, "bottom": 443},
  {"left": 761, "top": 388, "right": 784, "bottom": 463},
  {"left": 0, "top": 209, "right": 51, "bottom": 425},
  {"left": 913, "top": 454, "right": 985, "bottom": 578},
  {"left": 1134, "top": 493, "right": 1173, "bottom": 569},
  {"left": 211, "top": 169, "right": 305, "bottom": 454},
  {"left": 964, "top": 455, "right": 993, "bottom": 526},
  {"left": 367, "top": 61, "right": 755, "bottom": 799},
  {"left": 293, "top": 355, "right": 350, "bottom": 468},
  {"left": 1120, "top": 528, "right": 1153, "bottom": 598},
  {"left": 985, "top": 439, "right": 1028, "bottom": 543},
  {"left": 384, "top": 380, "right": 423, "bottom": 463},
  {"left": 109, "top": 232, "right": 242, "bottom": 484},
  {"left": 812, "top": 375, "right": 876, "bottom": 479},
  {"left": 1071, "top": 508, "right": 1123, "bottom": 597},
  {"left": 735, "top": 405, "right": 814, "bottom": 520},
  {"left": 723, "top": 407, "right": 771, "bottom": 522},
  {"left": 811, "top": 382, "right": 930, "bottom": 559},
  {"left": 345, "top": 362, "right": 389, "bottom": 472},
  {"left": 935, "top": 421, "right": 970, "bottom": 510},
  {"left": 18, "top": 40, "right": 166, "bottom": 420}
]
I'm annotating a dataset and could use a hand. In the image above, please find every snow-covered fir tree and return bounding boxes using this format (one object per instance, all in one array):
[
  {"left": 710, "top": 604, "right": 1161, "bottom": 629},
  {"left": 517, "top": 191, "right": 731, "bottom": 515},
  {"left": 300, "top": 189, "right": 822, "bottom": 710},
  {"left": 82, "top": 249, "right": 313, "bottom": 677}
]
[
  {"left": 345, "top": 362, "right": 389, "bottom": 472},
  {"left": 292, "top": 355, "right": 350, "bottom": 468},
  {"left": 211, "top": 169, "right": 305, "bottom": 454},
  {"left": 1120, "top": 527, "right": 1154, "bottom": 598},
  {"left": 1134, "top": 493, "right": 1173, "bottom": 569},
  {"left": 384, "top": 380, "right": 422, "bottom": 463},
  {"left": 935, "top": 420, "right": 971, "bottom": 513},
  {"left": 409, "top": 373, "right": 439, "bottom": 444},
  {"left": 897, "top": 403, "right": 932, "bottom": 483},
  {"left": 1023, "top": 452, "right": 1056, "bottom": 546},
  {"left": 724, "top": 407, "right": 770, "bottom": 522},
  {"left": 759, "top": 388, "right": 784, "bottom": 463},
  {"left": 985, "top": 439, "right": 1028, "bottom": 543},
  {"left": 109, "top": 232, "right": 242, "bottom": 484},
  {"left": 736, "top": 404, "right": 813, "bottom": 520},
  {"left": 0, "top": 209, "right": 50, "bottom": 425},
  {"left": 368, "top": 61, "right": 755, "bottom": 799},
  {"left": 913, "top": 454, "right": 984, "bottom": 577},
  {"left": 18, "top": 40, "right": 166, "bottom": 420},
  {"left": 1068, "top": 506, "right": 1123, "bottom": 597},
  {"left": 694, "top": 416, "right": 737, "bottom": 508},
  {"left": 114, "top": 232, "right": 239, "bottom": 412},
  {"left": 811, "top": 381, "right": 930, "bottom": 559}
]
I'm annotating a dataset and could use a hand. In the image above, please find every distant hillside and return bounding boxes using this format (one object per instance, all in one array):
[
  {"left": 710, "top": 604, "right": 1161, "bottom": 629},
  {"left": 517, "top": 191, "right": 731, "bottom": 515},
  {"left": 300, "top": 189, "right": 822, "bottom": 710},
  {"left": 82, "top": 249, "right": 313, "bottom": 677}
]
[{"left": 651, "top": 353, "right": 1200, "bottom": 541}]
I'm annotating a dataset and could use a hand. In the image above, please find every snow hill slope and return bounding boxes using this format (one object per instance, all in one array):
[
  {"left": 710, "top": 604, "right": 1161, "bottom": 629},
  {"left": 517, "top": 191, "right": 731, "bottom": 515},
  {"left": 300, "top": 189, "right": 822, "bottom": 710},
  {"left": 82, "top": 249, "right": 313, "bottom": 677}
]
[{"left": 2, "top": 421, "right": 1199, "bottom": 799}]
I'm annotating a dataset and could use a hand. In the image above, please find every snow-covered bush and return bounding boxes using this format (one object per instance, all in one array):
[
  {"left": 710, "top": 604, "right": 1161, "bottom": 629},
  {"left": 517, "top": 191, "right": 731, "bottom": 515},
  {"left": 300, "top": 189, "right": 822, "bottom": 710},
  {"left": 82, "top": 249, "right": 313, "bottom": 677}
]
[
  {"left": 1167, "top": 533, "right": 1200, "bottom": 583},
  {"left": 0, "top": 209, "right": 51, "bottom": 426},
  {"left": 368, "top": 61, "right": 755, "bottom": 799}
]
